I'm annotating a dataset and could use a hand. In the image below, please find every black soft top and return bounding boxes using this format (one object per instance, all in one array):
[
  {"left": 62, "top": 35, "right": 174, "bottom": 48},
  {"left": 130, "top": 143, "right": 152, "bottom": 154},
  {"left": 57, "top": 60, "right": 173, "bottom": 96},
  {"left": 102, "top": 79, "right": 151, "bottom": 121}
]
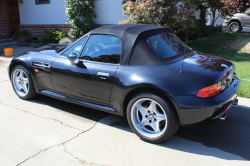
[{"left": 89, "top": 24, "right": 174, "bottom": 65}]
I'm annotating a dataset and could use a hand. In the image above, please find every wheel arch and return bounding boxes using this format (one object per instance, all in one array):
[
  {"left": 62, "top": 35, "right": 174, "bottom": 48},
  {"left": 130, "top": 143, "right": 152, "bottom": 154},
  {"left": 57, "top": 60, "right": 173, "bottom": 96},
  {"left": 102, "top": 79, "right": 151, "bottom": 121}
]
[
  {"left": 229, "top": 19, "right": 242, "bottom": 27},
  {"left": 9, "top": 60, "right": 30, "bottom": 78},
  {"left": 122, "top": 87, "right": 181, "bottom": 122}
]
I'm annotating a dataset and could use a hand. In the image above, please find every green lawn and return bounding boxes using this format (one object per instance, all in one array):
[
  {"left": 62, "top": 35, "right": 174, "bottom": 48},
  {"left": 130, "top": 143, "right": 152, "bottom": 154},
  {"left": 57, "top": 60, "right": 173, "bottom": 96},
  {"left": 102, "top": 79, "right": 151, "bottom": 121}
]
[{"left": 187, "top": 32, "right": 250, "bottom": 98}]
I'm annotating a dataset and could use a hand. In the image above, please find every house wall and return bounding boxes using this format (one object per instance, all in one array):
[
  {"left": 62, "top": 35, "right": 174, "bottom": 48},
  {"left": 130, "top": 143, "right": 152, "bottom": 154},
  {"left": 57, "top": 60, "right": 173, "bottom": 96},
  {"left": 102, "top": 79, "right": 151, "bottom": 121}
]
[
  {"left": 19, "top": 0, "right": 68, "bottom": 25},
  {"left": 94, "top": 0, "right": 126, "bottom": 24},
  {"left": 0, "top": 0, "right": 9, "bottom": 37},
  {"left": 207, "top": 9, "right": 225, "bottom": 26},
  {"left": 19, "top": 24, "right": 71, "bottom": 38},
  {"left": 18, "top": 0, "right": 125, "bottom": 38},
  {"left": 19, "top": 0, "right": 125, "bottom": 25},
  {"left": 193, "top": 8, "right": 225, "bottom": 26}
]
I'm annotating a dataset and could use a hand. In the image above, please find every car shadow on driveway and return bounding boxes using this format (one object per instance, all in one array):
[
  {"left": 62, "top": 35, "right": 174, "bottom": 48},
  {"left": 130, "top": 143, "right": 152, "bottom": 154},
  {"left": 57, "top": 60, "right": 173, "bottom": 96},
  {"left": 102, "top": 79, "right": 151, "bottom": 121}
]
[
  {"left": 32, "top": 95, "right": 109, "bottom": 122},
  {"left": 31, "top": 95, "right": 250, "bottom": 161}
]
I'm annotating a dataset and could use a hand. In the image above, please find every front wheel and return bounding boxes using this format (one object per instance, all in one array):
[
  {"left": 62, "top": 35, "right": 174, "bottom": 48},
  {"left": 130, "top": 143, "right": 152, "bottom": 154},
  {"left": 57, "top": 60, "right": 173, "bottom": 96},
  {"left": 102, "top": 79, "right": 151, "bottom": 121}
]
[
  {"left": 229, "top": 22, "right": 242, "bottom": 32},
  {"left": 126, "top": 92, "right": 180, "bottom": 143},
  {"left": 11, "top": 65, "right": 38, "bottom": 100}
]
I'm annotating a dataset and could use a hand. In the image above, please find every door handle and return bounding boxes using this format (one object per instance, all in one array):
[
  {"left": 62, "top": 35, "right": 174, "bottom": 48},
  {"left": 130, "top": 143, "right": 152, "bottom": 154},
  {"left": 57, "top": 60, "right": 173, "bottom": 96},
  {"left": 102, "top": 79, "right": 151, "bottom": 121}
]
[{"left": 97, "top": 72, "right": 109, "bottom": 79}]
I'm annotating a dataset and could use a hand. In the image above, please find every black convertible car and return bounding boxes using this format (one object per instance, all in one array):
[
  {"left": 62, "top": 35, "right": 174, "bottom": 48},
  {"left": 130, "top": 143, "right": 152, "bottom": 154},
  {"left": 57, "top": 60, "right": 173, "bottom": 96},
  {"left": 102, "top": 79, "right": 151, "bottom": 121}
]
[{"left": 8, "top": 24, "right": 240, "bottom": 143}]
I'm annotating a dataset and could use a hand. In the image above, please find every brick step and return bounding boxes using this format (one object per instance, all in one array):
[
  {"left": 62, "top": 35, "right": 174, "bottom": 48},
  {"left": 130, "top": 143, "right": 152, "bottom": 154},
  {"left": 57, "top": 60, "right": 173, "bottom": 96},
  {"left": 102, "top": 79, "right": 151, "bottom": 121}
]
[
  {"left": 0, "top": 41, "right": 18, "bottom": 48},
  {"left": 0, "top": 38, "right": 14, "bottom": 43}
]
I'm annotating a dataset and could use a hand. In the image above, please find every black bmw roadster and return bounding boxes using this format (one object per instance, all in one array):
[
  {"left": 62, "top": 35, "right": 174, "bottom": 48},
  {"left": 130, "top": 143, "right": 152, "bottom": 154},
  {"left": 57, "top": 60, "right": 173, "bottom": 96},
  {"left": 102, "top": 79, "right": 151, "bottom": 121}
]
[{"left": 8, "top": 24, "right": 240, "bottom": 143}]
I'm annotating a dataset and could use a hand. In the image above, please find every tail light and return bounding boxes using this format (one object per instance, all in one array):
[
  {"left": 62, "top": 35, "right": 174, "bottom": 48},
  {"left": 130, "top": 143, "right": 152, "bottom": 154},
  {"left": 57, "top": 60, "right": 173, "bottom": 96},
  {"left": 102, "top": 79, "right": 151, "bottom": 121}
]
[{"left": 196, "top": 82, "right": 222, "bottom": 98}]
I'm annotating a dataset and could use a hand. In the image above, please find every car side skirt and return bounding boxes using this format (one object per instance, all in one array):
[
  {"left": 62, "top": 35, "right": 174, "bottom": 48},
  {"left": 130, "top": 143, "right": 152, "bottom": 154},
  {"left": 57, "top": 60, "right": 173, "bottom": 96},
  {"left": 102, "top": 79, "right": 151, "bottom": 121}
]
[{"left": 38, "top": 90, "right": 121, "bottom": 115}]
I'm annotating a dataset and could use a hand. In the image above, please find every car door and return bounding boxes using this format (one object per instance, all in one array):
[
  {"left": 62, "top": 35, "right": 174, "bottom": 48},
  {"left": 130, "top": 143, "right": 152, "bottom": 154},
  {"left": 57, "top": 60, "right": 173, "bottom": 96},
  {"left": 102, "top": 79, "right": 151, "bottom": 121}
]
[
  {"left": 50, "top": 37, "right": 88, "bottom": 95},
  {"left": 52, "top": 35, "right": 122, "bottom": 105}
]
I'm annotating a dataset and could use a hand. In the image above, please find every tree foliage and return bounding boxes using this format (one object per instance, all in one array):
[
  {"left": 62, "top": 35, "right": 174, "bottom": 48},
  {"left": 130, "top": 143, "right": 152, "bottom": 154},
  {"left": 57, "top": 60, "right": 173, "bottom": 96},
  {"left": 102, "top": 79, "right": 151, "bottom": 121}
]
[
  {"left": 119, "top": 0, "right": 196, "bottom": 32},
  {"left": 223, "top": 0, "right": 250, "bottom": 16},
  {"left": 65, "top": 0, "right": 97, "bottom": 38}
]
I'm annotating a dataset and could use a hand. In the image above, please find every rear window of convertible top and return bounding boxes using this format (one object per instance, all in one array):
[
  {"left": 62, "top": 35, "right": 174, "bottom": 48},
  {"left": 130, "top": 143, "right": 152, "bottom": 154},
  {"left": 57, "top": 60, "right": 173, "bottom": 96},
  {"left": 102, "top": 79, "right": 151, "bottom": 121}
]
[{"left": 147, "top": 33, "right": 192, "bottom": 59}]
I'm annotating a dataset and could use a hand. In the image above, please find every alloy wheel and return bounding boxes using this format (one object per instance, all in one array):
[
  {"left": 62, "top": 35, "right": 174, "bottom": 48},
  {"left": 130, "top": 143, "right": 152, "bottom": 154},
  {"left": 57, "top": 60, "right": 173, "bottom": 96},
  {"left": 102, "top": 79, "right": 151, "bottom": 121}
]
[
  {"left": 12, "top": 69, "right": 29, "bottom": 97},
  {"left": 131, "top": 98, "right": 168, "bottom": 139}
]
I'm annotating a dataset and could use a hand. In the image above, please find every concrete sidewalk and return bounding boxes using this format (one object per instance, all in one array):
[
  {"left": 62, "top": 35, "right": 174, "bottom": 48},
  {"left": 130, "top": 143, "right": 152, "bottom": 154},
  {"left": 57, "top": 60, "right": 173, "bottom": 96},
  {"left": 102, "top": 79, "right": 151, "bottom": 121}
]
[{"left": 0, "top": 48, "right": 250, "bottom": 166}]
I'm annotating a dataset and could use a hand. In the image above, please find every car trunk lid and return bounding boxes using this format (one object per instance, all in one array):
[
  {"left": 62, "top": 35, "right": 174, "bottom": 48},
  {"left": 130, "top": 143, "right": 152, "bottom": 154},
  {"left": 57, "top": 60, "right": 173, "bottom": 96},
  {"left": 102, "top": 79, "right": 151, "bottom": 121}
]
[{"left": 183, "top": 52, "right": 235, "bottom": 90}]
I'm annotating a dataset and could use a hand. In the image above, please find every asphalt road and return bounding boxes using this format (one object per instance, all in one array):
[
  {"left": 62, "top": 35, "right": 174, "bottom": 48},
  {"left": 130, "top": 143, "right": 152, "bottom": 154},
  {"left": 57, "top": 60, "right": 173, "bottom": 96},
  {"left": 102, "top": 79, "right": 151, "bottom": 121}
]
[{"left": 0, "top": 49, "right": 250, "bottom": 166}]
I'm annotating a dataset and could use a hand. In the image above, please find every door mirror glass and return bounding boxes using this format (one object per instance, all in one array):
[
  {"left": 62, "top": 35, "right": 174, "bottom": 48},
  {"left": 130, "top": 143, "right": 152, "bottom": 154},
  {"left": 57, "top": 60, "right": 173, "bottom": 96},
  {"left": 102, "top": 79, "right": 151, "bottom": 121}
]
[
  {"left": 68, "top": 53, "right": 77, "bottom": 60},
  {"left": 68, "top": 53, "right": 78, "bottom": 65}
]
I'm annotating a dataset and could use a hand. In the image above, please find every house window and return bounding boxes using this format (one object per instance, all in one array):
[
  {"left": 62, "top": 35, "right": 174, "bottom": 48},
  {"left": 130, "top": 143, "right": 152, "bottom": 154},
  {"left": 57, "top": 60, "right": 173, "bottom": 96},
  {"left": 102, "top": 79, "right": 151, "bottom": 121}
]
[{"left": 36, "top": 0, "right": 50, "bottom": 5}]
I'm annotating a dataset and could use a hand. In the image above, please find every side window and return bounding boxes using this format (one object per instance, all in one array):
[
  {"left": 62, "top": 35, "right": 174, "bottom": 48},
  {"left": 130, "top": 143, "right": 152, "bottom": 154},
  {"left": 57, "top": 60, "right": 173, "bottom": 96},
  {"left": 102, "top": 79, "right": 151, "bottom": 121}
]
[
  {"left": 62, "top": 37, "right": 87, "bottom": 57},
  {"left": 80, "top": 35, "right": 122, "bottom": 64}
]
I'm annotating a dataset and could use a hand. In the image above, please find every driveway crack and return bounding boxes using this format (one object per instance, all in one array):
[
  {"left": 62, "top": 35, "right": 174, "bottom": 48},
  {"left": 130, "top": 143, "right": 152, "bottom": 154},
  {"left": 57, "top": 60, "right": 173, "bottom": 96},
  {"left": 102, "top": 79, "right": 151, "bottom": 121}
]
[
  {"left": 63, "top": 142, "right": 107, "bottom": 166},
  {"left": 16, "top": 121, "right": 99, "bottom": 166},
  {"left": 0, "top": 99, "right": 83, "bottom": 131}
]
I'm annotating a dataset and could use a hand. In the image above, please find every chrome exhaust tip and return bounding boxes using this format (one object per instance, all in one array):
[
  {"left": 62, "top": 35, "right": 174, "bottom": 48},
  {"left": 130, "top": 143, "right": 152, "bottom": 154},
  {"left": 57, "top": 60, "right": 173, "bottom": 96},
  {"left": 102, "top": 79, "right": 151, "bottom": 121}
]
[
  {"left": 220, "top": 114, "right": 228, "bottom": 120},
  {"left": 233, "top": 99, "right": 238, "bottom": 105}
]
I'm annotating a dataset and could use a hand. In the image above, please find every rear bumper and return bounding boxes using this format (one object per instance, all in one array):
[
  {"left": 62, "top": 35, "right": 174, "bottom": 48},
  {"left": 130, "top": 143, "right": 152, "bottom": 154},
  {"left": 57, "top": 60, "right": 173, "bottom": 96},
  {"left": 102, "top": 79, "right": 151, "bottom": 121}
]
[{"left": 171, "top": 79, "right": 240, "bottom": 126}]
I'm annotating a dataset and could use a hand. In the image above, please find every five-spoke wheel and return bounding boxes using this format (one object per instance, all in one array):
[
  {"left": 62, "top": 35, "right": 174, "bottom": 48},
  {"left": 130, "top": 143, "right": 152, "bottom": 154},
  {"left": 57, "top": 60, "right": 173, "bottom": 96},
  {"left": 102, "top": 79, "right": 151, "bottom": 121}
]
[
  {"left": 11, "top": 65, "right": 38, "bottom": 100},
  {"left": 131, "top": 98, "right": 167, "bottom": 138},
  {"left": 12, "top": 69, "right": 29, "bottom": 97},
  {"left": 127, "top": 92, "right": 180, "bottom": 143}
]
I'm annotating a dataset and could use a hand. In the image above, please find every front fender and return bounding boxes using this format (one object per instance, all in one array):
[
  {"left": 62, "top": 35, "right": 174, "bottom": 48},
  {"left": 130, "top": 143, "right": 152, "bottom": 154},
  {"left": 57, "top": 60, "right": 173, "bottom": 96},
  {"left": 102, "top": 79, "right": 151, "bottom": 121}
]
[
  {"left": 229, "top": 18, "right": 244, "bottom": 26},
  {"left": 8, "top": 57, "right": 33, "bottom": 79}
]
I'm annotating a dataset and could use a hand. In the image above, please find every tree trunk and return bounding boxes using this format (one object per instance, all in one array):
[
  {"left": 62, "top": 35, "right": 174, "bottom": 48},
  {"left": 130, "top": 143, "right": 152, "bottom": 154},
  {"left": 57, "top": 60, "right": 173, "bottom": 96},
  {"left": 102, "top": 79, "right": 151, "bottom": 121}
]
[{"left": 198, "top": 3, "right": 207, "bottom": 26}]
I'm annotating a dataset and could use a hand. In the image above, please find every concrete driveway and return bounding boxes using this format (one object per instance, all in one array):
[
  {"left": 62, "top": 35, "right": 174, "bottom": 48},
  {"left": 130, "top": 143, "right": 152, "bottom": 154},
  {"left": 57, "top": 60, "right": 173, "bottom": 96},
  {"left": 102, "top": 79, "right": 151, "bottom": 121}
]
[{"left": 0, "top": 52, "right": 250, "bottom": 166}]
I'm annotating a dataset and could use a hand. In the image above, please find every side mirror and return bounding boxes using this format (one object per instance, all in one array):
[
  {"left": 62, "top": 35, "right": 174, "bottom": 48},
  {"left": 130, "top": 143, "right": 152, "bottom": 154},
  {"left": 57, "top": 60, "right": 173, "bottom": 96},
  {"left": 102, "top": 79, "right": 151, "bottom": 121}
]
[
  {"left": 68, "top": 53, "right": 86, "bottom": 68},
  {"left": 68, "top": 53, "right": 77, "bottom": 61}
]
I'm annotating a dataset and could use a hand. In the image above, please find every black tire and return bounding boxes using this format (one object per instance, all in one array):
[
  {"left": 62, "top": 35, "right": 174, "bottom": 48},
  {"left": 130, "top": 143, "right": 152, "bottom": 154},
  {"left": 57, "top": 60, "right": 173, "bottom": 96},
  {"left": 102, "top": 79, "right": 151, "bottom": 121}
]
[
  {"left": 126, "top": 92, "right": 180, "bottom": 143},
  {"left": 229, "top": 22, "right": 242, "bottom": 32},
  {"left": 11, "top": 65, "right": 38, "bottom": 100}
]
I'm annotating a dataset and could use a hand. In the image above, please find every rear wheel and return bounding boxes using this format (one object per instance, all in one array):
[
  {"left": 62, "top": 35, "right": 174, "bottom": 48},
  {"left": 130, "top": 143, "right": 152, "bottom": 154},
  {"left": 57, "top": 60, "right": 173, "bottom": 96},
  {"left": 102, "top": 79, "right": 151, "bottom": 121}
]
[
  {"left": 229, "top": 22, "right": 242, "bottom": 32},
  {"left": 11, "top": 65, "right": 38, "bottom": 100},
  {"left": 126, "top": 92, "right": 180, "bottom": 143}
]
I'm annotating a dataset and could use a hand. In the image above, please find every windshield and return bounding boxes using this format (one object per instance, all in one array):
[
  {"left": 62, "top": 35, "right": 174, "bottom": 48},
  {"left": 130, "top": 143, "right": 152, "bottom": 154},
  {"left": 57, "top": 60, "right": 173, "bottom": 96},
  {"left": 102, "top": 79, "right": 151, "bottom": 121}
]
[{"left": 147, "top": 33, "right": 192, "bottom": 59}]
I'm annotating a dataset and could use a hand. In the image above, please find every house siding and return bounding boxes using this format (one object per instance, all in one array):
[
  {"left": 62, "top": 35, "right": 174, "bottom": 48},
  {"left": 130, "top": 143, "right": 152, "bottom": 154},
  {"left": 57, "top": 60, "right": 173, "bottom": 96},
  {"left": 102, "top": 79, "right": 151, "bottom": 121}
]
[
  {"left": 19, "top": 0, "right": 125, "bottom": 25},
  {"left": 19, "top": 0, "right": 68, "bottom": 25},
  {"left": 0, "top": 0, "right": 9, "bottom": 37},
  {"left": 17, "top": 0, "right": 126, "bottom": 38},
  {"left": 94, "top": 0, "right": 126, "bottom": 24}
]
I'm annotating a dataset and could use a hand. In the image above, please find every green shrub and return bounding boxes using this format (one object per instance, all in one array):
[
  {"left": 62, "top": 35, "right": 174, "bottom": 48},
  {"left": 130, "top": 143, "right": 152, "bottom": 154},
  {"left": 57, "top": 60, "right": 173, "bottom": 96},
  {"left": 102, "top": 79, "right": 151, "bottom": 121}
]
[
  {"left": 41, "top": 29, "right": 66, "bottom": 44},
  {"left": 13, "top": 30, "right": 31, "bottom": 40},
  {"left": 65, "top": 0, "right": 98, "bottom": 39},
  {"left": 176, "top": 20, "right": 223, "bottom": 42}
]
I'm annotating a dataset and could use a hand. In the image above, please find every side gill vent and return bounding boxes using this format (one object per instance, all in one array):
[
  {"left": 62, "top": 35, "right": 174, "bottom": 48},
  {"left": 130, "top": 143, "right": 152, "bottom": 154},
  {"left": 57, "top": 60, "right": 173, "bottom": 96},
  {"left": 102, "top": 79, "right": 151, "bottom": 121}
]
[{"left": 33, "top": 61, "right": 51, "bottom": 68}]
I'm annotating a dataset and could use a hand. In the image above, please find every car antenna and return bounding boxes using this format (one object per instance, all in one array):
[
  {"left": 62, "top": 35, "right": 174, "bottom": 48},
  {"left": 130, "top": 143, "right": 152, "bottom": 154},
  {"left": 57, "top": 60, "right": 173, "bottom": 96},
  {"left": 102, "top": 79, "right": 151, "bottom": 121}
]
[{"left": 180, "top": 34, "right": 188, "bottom": 74}]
